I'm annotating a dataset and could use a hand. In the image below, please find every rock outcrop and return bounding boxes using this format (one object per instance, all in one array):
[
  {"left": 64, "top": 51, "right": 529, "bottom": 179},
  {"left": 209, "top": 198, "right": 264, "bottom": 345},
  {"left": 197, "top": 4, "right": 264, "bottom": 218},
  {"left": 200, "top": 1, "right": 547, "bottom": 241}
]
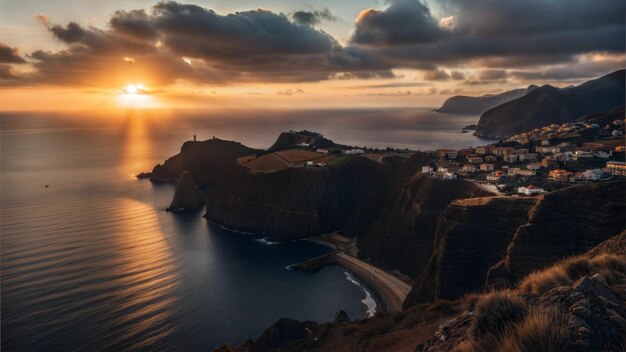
[
  {"left": 474, "top": 70, "right": 625, "bottom": 138},
  {"left": 167, "top": 171, "right": 205, "bottom": 211},
  {"left": 268, "top": 131, "right": 342, "bottom": 152},
  {"left": 406, "top": 197, "right": 536, "bottom": 305},
  {"left": 488, "top": 181, "right": 626, "bottom": 287},
  {"left": 404, "top": 181, "right": 625, "bottom": 308},
  {"left": 146, "top": 138, "right": 260, "bottom": 185}
]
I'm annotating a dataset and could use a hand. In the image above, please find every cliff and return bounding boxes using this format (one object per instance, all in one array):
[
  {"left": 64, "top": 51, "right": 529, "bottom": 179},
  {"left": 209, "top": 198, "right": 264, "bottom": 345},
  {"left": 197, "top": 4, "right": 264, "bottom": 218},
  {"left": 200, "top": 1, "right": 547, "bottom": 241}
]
[
  {"left": 205, "top": 153, "right": 431, "bottom": 241},
  {"left": 404, "top": 181, "right": 625, "bottom": 308},
  {"left": 205, "top": 152, "right": 491, "bottom": 278},
  {"left": 474, "top": 70, "right": 625, "bottom": 138},
  {"left": 167, "top": 170, "right": 205, "bottom": 211},
  {"left": 435, "top": 86, "right": 535, "bottom": 115},
  {"left": 355, "top": 174, "right": 491, "bottom": 277},
  {"left": 268, "top": 131, "right": 343, "bottom": 151},
  {"left": 488, "top": 181, "right": 626, "bottom": 286},
  {"left": 406, "top": 196, "right": 536, "bottom": 305},
  {"left": 147, "top": 138, "right": 260, "bottom": 185}
]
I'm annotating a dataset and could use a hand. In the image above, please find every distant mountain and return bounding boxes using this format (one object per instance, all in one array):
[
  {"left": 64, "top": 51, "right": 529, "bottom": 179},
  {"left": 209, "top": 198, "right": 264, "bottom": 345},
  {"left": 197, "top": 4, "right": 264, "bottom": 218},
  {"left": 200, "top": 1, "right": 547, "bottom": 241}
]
[
  {"left": 435, "top": 85, "right": 538, "bottom": 114},
  {"left": 474, "top": 70, "right": 625, "bottom": 139}
]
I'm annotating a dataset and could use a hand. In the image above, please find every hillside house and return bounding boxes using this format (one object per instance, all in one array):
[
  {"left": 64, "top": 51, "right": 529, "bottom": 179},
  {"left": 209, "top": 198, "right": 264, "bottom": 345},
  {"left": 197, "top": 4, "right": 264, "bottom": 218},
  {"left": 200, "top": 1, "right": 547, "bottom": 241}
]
[
  {"left": 519, "top": 153, "right": 538, "bottom": 162},
  {"left": 518, "top": 185, "right": 544, "bottom": 195},
  {"left": 457, "top": 148, "right": 476, "bottom": 157},
  {"left": 504, "top": 154, "right": 518, "bottom": 163},
  {"left": 492, "top": 146, "right": 516, "bottom": 157},
  {"left": 484, "top": 155, "right": 497, "bottom": 163},
  {"left": 480, "top": 163, "right": 495, "bottom": 172},
  {"left": 542, "top": 157, "right": 559, "bottom": 168},
  {"left": 467, "top": 155, "right": 484, "bottom": 164},
  {"left": 605, "top": 161, "right": 626, "bottom": 176},
  {"left": 527, "top": 162, "right": 542, "bottom": 171},
  {"left": 435, "top": 149, "right": 458, "bottom": 159},
  {"left": 462, "top": 164, "right": 478, "bottom": 173},
  {"left": 475, "top": 146, "right": 490, "bottom": 155},
  {"left": 548, "top": 169, "right": 573, "bottom": 182},
  {"left": 422, "top": 166, "right": 434, "bottom": 173}
]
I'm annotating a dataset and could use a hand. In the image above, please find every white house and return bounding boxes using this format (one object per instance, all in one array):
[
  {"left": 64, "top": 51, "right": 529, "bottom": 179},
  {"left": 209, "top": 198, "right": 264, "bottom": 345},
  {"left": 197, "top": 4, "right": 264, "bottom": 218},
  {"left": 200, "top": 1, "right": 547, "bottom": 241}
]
[
  {"left": 422, "top": 166, "right": 434, "bottom": 173},
  {"left": 345, "top": 149, "right": 365, "bottom": 155},
  {"left": 316, "top": 148, "right": 329, "bottom": 154},
  {"left": 518, "top": 185, "right": 544, "bottom": 195}
]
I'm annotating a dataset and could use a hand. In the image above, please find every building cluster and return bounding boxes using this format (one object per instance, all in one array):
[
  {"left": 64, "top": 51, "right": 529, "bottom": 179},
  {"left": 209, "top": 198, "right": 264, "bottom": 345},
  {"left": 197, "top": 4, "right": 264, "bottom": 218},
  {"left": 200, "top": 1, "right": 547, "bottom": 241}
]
[
  {"left": 428, "top": 128, "right": 624, "bottom": 188},
  {"left": 506, "top": 119, "right": 625, "bottom": 144}
]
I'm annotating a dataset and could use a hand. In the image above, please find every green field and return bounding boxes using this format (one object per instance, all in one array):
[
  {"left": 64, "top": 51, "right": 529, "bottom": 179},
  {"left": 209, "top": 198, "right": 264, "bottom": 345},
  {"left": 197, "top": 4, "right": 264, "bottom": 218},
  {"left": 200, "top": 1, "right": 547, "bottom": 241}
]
[{"left": 326, "top": 154, "right": 351, "bottom": 166}]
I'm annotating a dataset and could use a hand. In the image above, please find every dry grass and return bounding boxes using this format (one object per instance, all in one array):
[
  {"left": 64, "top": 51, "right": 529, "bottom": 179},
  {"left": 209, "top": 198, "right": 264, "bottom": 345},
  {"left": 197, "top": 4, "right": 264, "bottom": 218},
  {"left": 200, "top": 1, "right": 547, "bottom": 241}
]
[
  {"left": 497, "top": 307, "right": 569, "bottom": 352},
  {"left": 471, "top": 291, "right": 527, "bottom": 340},
  {"left": 518, "top": 254, "right": 626, "bottom": 295}
]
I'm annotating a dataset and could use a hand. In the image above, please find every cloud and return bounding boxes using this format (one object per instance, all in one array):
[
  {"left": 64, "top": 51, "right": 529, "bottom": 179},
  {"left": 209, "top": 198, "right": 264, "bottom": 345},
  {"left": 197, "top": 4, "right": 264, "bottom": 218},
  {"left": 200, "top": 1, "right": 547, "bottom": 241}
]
[
  {"left": 0, "top": 64, "right": 21, "bottom": 79},
  {"left": 292, "top": 7, "right": 336, "bottom": 26},
  {"left": 5, "top": 0, "right": 625, "bottom": 88},
  {"left": 0, "top": 42, "right": 26, "bottom": 63},
  {"left": 422, "top": 68, "right": 450, "bottom": 81},
  {"left": 276, "top": 88, "right": 305, "bottom": 96},
  {"left": 348, "top": 0, "right": 625, "bottom": 76},
  {"left": 352, "top": 0, "right": 444, "bottom": 46},
  {"left": 13, "top": 1, "right": 393, "bottom": 87}
]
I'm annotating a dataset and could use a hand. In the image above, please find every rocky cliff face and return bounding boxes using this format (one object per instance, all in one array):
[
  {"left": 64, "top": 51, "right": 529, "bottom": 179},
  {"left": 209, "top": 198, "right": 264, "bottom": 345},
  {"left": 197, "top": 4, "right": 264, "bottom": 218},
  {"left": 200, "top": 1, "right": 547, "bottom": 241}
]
[
  {"left": 205, "top": 152, "right": 491, "bottom": 278},
  {"left": 406, "top": 197, "right": 536, "bottom": 305},
  {"left": 167, "top": 171, "right": 205, "bottom": 211},
  {"left": 488, "top": 181, "right": 626, "bottom": 287},
  {"left": 147, "top": 138, "right": 260, "bottom": 185},
  {"left": 404, "top": 181, "right": 625, "bottom": 308},
  {"left": 205, "top": 153, "right": 431, "bottom": 241},
  {"left": 356, "top": 174, "right": 491, "bottom": 277}
]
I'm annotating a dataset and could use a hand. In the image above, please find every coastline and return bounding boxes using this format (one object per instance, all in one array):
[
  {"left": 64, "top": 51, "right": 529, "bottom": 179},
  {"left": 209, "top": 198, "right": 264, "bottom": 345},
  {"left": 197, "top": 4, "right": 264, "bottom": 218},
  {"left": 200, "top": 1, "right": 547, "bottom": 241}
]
[{"left": 300, "top": 235, "right": 412, "bottom": 313}]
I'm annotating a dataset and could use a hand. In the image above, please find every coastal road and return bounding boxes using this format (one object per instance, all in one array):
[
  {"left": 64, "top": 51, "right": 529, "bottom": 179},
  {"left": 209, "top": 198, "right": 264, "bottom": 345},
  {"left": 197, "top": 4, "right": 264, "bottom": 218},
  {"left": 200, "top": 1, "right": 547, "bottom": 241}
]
[{"left": 334, "top": 253, "right": 412, "bottom": 312}]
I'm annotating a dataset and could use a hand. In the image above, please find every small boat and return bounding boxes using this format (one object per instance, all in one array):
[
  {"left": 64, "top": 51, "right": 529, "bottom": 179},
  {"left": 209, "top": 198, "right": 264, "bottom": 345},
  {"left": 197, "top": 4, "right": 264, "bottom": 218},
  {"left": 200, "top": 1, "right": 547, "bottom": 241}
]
[{"left": 44, "top": 185, "right": 49, "bottom": 188}]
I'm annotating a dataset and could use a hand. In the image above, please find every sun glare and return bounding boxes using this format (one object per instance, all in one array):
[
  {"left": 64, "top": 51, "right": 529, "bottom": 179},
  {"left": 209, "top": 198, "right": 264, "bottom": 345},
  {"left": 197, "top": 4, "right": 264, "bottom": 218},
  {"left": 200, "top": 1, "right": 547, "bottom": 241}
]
[
  {"left": 117, "top": 83, "right": 161, "bottom": 108},
  {"left": 125, "top": 83, "right": 144, "bottom": 95}
]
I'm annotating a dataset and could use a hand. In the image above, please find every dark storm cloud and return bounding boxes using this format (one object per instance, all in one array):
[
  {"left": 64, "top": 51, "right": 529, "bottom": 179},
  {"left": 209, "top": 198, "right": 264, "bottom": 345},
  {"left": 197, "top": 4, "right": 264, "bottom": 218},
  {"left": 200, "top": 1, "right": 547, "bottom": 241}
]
[
  {"left": 16, "top": 1, "right": 391, "bottom": 86},
  {"left": 6, "top": 0, "right": 625, "bottom": 87},
  {"left": 352, "top": 0, "right": 443, "bottom": 46},
  {"left": 292, "top": 7, "right": 336, "bottom": 26},
  {"left": 348, "top": 0, "right": 625, "bottom": 72},
  {"left": 0, "top": 42, "right": 26, "bottom": 63}
]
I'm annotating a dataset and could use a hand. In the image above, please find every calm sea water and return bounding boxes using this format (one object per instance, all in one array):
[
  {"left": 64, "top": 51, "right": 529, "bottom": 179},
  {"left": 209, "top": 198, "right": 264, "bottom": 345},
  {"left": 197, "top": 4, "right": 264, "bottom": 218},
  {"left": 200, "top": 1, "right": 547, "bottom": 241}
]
[{"left": 1, "top": 108, "right": 489, "bottom": 351}]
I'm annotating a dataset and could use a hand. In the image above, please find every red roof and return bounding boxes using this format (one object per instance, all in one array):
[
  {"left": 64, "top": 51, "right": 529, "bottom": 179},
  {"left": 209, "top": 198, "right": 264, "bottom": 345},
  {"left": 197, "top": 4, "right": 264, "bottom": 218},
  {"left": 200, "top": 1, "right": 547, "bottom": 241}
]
[{"left": 526, "top": 185, "right": 542, "bottom": 189}]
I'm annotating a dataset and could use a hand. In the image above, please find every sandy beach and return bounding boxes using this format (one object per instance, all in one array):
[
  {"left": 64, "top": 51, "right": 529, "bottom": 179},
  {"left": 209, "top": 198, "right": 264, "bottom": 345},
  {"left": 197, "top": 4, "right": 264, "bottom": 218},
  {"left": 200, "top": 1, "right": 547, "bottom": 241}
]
[{"left": 303, "top": 234, "right": 413, "bottom": 313}]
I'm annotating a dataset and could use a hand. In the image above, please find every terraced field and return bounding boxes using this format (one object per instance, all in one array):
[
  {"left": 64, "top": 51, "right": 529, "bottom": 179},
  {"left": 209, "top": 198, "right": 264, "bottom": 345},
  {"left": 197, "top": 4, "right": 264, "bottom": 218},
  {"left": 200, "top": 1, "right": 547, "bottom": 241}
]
[{"left": 238, "top": 149, "right": 337, "bottom": 172}]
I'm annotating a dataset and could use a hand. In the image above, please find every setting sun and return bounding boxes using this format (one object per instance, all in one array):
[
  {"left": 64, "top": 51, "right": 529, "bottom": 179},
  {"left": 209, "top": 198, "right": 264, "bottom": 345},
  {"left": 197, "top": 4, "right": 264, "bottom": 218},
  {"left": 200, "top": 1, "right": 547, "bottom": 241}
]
[
  {"left": 117, "top": 83, "right": 162, "bottom": 108},
  {"left": 125, "top": 84, "right": 144, "bottom": 95}
]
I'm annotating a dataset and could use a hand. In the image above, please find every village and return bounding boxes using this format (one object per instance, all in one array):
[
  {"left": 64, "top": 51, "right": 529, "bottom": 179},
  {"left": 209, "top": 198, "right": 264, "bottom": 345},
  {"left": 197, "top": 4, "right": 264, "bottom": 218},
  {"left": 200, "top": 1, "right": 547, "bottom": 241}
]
[
  {"left": 237, "top": 118, "right": 625, "bottom": 196},
  {"left": 424, "top": 117, "right": 626, "bottom": 195}
]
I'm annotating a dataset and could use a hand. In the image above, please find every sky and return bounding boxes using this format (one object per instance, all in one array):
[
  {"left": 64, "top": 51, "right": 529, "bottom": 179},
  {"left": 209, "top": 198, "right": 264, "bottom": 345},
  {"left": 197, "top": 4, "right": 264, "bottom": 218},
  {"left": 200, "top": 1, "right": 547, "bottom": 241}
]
[{"left": 0, "top": 0, "right": 624, "bottom": 110}]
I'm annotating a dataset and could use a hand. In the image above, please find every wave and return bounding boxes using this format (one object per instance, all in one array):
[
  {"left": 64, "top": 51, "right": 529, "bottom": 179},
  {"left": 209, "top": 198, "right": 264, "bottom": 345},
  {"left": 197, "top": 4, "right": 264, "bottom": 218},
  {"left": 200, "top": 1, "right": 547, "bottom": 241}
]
[{"left": 343, "top": 271, "right": 377, "bottom": 317}]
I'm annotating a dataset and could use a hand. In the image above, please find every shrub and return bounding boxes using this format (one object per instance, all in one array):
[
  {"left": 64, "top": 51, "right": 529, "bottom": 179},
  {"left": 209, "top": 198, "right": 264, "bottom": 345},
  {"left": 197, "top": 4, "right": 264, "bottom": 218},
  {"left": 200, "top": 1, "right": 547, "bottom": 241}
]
[
  {"left": 498, "top": 307, "right": 568, "bottom": 352},
  {"left": 471, "top": 291, "right": 527, "bottom": 339}
]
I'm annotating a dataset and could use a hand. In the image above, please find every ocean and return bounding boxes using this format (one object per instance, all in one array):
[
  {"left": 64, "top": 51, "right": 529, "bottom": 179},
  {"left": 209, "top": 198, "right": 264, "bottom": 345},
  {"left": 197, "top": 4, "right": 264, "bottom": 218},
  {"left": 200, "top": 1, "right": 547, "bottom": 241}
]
[{"left": 0, "top": 108, "right": 491, "bottom": 351}]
